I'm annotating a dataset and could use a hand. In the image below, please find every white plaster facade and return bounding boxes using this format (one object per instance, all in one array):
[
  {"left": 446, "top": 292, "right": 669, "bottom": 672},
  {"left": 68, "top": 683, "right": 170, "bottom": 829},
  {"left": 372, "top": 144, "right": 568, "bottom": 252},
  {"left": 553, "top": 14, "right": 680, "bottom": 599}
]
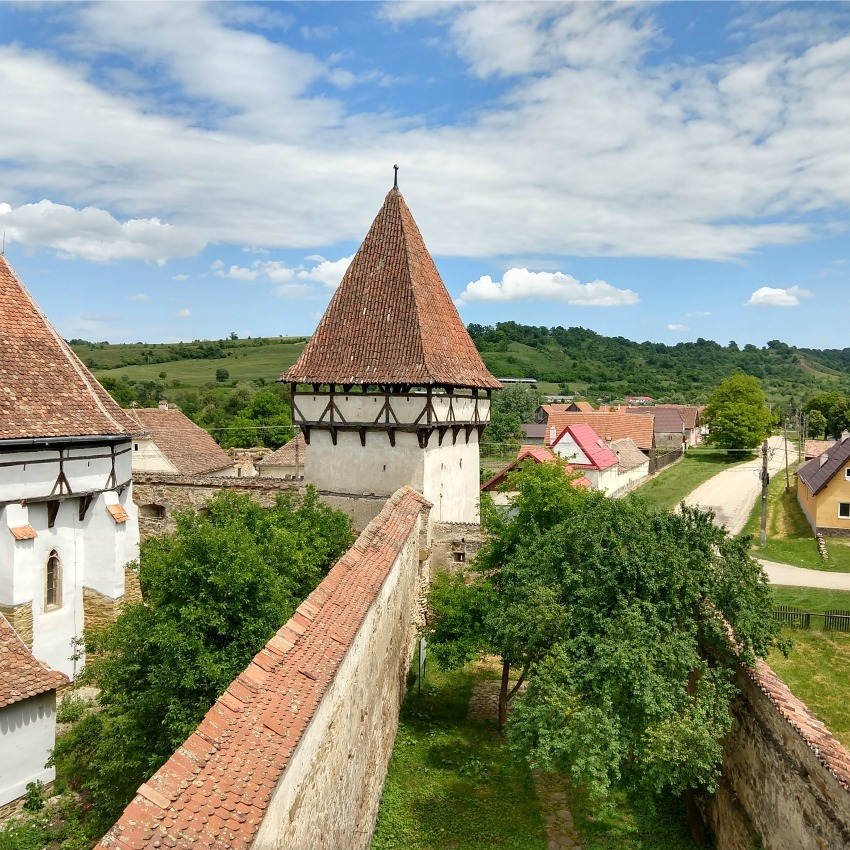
[
  {"left": 130, "top": 436, "right": 179, "bottom": 474},
  {"left": 0, "top": 439, "right": 139, "bottom": 676},
  {"left": 552, "top": 435, "right": 620, "bottom": 495},
  {"left": 296, "top": 391, "right": 488, "bottom": 524},
  {"left": 0, "top": 692, "right": 57, "bottom": 807}
]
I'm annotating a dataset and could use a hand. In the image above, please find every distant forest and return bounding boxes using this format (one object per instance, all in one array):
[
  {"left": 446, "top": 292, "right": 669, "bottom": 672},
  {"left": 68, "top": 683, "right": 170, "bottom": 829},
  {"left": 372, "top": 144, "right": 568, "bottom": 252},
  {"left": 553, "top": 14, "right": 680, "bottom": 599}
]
[{"left": 468, "top": 322, "right": 850, "bottom": 405}]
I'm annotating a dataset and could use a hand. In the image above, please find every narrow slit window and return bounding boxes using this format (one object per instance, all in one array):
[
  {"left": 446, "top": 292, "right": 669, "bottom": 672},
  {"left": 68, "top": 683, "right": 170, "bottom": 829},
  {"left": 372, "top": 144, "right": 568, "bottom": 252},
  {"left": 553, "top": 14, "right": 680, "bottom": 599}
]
[{"left": 45, "top": 550, "right": 61, "bottom": 609}]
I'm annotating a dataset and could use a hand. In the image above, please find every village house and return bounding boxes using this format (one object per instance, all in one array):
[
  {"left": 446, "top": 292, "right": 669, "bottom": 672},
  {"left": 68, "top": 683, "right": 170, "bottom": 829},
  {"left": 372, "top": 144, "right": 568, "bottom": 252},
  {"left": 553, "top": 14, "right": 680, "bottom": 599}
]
[
  {"left": 654, "top": 404, "right": 702, "bottom": 446},
  {"left": 519, "top": 423, "right": 547, "bottom": 444},
  {"left": 481, "top": 445, "right": 591, "bottom": 505},
  {"left": 545, "top": 410, "right": 656, "bottom": 463},
  {"left": 804, "top": 439, "right": 834, "bottom": 461},
  {"left": 126, "top": 404, "right": 239, "bottom": 477},
  {"left": 608, "top": 437, "right": 651, "bottom": 492},
  {"left": 256, "top": 433, "right": 306, "bottom": 479},
  {"left": 626, "top": 406, "right": 686, "bottom": 454},
  {"left": 548, "top": 424, "right": 621, "bottom": 495},
  {"left": 796, "top": 433, "right": 850, "bottom": 537}
]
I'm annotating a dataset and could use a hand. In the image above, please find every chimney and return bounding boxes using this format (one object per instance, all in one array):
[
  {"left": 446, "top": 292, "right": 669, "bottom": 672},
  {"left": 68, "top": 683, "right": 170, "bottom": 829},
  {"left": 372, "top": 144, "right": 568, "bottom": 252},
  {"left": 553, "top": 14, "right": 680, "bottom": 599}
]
[
  {"left": 842, "top": 430, "right": 850, "bottom": 442},
  {"left": 158, "top": 399, "right": 168, "bottom": 410},
  {"left": 549, "top": 425, "right": 556, "bottom": 445},
  {"left": 820, "top": 452, "right": 829, "bottom": 467}
]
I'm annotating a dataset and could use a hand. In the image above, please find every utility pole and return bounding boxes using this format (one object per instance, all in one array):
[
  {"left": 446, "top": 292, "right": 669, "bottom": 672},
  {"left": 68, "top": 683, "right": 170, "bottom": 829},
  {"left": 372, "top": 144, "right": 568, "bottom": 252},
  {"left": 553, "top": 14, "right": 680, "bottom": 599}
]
[
  {"left": 760, "top": 438, "right": 769, "bottom": 548},
  {"left": 784, "top": 405, "right": 790, "bottom": 493}
]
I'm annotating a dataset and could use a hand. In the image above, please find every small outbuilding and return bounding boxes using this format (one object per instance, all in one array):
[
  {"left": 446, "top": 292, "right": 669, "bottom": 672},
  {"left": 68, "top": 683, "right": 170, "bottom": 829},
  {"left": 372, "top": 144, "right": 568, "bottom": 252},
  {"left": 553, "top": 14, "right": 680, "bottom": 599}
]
[{"left": 256, "top": 433, "right": 306, "bottom": 479}]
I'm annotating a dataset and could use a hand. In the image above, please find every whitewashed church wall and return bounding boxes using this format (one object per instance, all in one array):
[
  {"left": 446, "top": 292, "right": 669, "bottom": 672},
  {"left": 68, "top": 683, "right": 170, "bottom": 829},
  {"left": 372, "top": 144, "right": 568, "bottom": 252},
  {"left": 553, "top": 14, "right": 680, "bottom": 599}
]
[
  {"left": 0, "top": 692, "right": 57, "bottom": 808},
  {"left": 305, "top": 430, "right": 426, "bottom": 496},
  {"left": 294, "top": 393, "right": 490, "bottom": 426},
  {"left": 423, "top": 436, "right": 481, "bottom": 524}
]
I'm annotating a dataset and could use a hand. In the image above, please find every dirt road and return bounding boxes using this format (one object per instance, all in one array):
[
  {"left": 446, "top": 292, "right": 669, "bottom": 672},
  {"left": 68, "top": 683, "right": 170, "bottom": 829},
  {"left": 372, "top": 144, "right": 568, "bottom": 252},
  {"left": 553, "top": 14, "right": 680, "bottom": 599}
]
[{"left": 682, "top": 435, "right": 797, "bottom": 537}]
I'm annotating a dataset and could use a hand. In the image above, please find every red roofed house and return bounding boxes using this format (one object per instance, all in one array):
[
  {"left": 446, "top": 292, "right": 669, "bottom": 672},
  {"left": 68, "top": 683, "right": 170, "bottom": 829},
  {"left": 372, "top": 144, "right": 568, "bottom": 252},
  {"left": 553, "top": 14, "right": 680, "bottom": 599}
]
[
  {"left": 0, "top": 613, "right": 68, "bottom": 811},
  {"left": 281, "top": 182, "right": 500, "bottom": 528},
  {"left": 481, "top": 445, "right": 591, "bottom": 505},
  {"left": 549, "top": 424, "right": 622, "bottom": 495},
  {"left": 126, "top": 404, "right": 238, "bottom": 477},
  {"left": 0, "top": 256, "right": 141, "bottom": 679}
]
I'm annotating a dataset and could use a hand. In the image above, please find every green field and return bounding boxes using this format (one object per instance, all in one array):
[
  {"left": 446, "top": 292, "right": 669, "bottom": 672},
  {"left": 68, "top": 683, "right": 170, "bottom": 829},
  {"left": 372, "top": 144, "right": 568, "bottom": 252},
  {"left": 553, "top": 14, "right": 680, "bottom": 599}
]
[{"left": 84, "top": 340, "right": 305, "bottom": 389}]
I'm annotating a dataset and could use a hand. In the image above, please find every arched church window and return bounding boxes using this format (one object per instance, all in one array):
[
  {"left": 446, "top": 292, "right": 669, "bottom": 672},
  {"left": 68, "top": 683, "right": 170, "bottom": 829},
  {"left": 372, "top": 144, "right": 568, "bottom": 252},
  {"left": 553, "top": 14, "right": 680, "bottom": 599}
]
[{"left": 45, "top": 550, "right": 62, "bottom": 609}]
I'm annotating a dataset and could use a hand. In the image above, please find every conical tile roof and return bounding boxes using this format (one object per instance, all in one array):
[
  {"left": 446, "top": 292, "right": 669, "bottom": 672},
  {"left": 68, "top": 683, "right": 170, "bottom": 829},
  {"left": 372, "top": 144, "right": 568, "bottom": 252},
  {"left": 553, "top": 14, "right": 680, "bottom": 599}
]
[
  {"left": 282, "top": 188, "right": 501, "bottom": 390},
  {"left": 0, "top": 255, "right": 141, "bottom": 441}
]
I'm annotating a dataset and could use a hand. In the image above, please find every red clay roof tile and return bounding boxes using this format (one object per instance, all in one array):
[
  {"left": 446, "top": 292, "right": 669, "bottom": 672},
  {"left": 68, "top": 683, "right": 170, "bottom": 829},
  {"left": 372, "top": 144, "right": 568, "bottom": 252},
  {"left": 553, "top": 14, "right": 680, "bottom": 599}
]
[
  {"left": 545, "top": 411, "right": 655, "bottom": 451},
  {"left": 0, "top": 613, "right": 69, "bottom": 707},
  {"left": 127, "top": 409, "right": 234, "bottom": 476},
  {"left": 96, "top": 486, "right": 430, "bottom": 849},
  {"left": 0, "top": 256, "right": 140, "bottom": 441},
  {"left": 281, "top": 189, "right": 500, "bottom": 390},
  {"left": 9, "top": 524, "right": 37, "bottom": 540}
]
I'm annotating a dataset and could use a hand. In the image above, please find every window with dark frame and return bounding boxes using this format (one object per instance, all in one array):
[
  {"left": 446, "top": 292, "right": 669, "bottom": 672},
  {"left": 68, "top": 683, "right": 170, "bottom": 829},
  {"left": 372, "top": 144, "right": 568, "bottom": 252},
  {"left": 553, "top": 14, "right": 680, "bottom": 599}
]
[
  {"left": 46, "top": 550, "right": 61, "bottom": 608},
  {"left": 839, "top": 503, "right": 850, "bottom": 519}
]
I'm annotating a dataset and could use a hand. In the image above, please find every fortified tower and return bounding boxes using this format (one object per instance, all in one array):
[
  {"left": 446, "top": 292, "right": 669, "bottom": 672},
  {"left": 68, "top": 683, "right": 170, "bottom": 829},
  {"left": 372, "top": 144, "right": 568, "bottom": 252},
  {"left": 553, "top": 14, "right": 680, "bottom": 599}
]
[{"left": 281, "top": 180, "right": 500, "bottom": 527}]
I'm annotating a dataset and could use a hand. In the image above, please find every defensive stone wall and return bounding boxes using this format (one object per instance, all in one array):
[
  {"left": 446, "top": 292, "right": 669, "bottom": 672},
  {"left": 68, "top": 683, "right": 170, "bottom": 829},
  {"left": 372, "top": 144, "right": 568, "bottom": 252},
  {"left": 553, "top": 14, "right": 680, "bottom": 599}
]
[
  {"left": 97, "top": 486, "right": 431, "bottom": 850},
  {"left": 430, "top": 520, "right": 488, "bottom": 572},
  {"left": 706, "top": 659, "right": 850, "bottom": 849},
  {"left": 131, "top": 472, "right": 300, "bottom": 539}
]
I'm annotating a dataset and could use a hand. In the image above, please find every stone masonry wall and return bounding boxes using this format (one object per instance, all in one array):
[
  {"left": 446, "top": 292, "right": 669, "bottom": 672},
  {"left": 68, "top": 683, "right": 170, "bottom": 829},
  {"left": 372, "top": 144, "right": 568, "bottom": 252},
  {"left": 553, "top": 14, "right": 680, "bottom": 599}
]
[
  {"left": 132, "top": 472, "right": 300, "bottom": 539},
  {"left": 96, "top": 486, "right": 431, "bottom": 850},
  {"left": 706, "top": 660, "right": 850, "bottom": 850},
  {"left": 82, "top": 587, "right": 121, "bottom": 633},
  {"left": 430, "top": 520, "right": 488, "bottom": 572},
  {"left": 0, "top": 602, "right": 33, "bottom": 650}
]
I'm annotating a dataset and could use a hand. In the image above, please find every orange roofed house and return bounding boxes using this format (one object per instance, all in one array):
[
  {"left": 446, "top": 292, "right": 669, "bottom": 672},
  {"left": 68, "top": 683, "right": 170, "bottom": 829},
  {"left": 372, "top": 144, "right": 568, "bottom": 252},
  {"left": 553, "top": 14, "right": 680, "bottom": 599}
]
[
  {"left": 280, "top": 182, "right": 500, "bottom": 529},
  {"left": 481, "top": 445, "right": 591, "bottom": 505}
]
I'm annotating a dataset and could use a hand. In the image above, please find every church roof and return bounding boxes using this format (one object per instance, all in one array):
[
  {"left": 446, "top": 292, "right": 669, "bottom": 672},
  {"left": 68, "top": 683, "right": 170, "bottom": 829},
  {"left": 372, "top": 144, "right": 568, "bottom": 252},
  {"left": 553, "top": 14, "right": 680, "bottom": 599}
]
[
  {"left": 0, "top": 255, "right": 140, "bottom": 442},
  {"left": 281, "top": 188, "right": 500, "bottom": 390},
  {"left": 126, "top": 408, "right": 234, "bottom": 476}
]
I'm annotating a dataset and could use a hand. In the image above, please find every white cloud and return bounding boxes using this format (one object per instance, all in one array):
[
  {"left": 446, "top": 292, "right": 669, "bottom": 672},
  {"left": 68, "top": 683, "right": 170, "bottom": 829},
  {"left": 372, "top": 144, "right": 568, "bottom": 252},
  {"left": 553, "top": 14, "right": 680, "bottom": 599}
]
[
  {"left": 176, "top": 308, "right": 192, "bottom": 318},
  {"left": 746, "top": 285, "right": 814, "bottom": 307},
  {"left": 0, "top": 4, "right": 849, "bottom": 265},
  {"left": 213, "top": 264, "right": 258, "bottom": 281},
  {"left": 455, "top": 268, "right": 638, "bottom": 307},
  {"left": 172, "top": 274, "right": 189, "bottom": 281},
  {"left": 0, "top": 200, "right": 205, "bottom": 263},
  {"left": 296, "top": 255, "right": 352, "bottom": 290},
  {"left": 127, "top": 293, "right": 149, "bottom": 301},
  {"left": 275, "top": 283, "right": 316, "bottom": 298},
  {"left": 667, "top": 323, "right": 688, "bottom": 331},
  {"left": 686, "top": 311, "right": 712, "bottom": 318}
]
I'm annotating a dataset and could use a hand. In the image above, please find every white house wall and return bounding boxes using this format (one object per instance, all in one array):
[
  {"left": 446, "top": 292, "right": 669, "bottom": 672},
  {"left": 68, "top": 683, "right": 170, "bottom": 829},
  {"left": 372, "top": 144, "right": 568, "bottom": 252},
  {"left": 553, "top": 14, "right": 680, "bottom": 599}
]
[
  {"left": 552, "top": 436, "right": 590, "bottom": 466},
  {"left": 0, "top": 692, "right": 57, "bottom": 807},
  {"left": 131, "top": 437, "right": 179, "bottom": 474}
]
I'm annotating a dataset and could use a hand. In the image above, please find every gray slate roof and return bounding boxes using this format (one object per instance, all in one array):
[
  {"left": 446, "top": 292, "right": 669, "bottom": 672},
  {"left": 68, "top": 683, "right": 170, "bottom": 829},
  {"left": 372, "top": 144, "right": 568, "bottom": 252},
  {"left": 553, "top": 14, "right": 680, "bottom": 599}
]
[{"left": 797, "top": 436, "right": 850, "bottom": 495}]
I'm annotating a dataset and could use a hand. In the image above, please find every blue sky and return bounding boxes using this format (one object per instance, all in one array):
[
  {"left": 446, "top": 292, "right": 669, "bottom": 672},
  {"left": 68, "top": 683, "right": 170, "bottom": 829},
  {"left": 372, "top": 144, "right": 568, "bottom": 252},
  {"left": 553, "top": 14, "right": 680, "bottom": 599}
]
[{"left": 1, "top": 1, "right": 849, "bottom": 349}]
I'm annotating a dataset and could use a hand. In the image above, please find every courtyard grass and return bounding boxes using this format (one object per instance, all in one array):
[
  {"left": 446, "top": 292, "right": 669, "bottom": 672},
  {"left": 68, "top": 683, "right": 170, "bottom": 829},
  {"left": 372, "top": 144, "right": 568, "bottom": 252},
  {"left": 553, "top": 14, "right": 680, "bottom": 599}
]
[
  {"left": 741, "top": 464, "right": 850, "bottom": 572},
  {"left": 371, "top": 658, "right": 699, "bottom": 850},
  {"left": 628, "top": 449, "right": 752, "bottom": 513}
]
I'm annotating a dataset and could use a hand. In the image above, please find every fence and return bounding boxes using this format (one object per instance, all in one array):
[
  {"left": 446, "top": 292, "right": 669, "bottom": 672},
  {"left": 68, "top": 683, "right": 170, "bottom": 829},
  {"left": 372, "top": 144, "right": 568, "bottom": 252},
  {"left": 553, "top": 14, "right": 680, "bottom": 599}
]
[
  {"left": 651, "top": 447, "right": 684, "bottom": 475},
  {"left": 771, "top": 606, "right": 850, "bottom": 632}
]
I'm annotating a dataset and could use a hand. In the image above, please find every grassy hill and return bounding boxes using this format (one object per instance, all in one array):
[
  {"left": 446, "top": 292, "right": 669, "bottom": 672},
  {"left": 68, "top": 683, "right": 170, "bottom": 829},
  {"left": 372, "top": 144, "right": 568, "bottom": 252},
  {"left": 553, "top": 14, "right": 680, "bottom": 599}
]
[{"left": 69, "top": 325, "right": 850, "bottom": 405}]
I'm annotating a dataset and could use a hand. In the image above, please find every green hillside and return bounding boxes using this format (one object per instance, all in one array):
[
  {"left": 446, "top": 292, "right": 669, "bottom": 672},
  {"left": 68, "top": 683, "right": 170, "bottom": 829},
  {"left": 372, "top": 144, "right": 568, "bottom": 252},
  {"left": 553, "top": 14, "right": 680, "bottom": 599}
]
[
  {"left": 69, "top": 324, "right": 850, "bottom": 407},
  {"left": 470, "top": 323, "right": 850, "bottom": 405}
]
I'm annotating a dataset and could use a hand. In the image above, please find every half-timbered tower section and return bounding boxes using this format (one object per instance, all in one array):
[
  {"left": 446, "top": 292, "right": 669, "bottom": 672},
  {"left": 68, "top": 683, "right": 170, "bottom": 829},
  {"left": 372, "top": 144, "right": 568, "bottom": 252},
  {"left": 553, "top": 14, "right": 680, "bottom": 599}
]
[
  {"left": 0, "top": 257, "right": 141, "bottom": 677},
  {"left": 282, "top": 185, "right": 501, "bottom": 527}
]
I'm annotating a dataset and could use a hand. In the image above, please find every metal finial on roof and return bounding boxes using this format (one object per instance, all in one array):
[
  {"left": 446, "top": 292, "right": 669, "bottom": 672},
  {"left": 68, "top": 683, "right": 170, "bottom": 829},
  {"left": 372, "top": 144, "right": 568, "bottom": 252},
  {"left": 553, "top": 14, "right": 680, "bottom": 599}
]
[{"left": 393, "top": 164, "right": 399, "bottom": 189}]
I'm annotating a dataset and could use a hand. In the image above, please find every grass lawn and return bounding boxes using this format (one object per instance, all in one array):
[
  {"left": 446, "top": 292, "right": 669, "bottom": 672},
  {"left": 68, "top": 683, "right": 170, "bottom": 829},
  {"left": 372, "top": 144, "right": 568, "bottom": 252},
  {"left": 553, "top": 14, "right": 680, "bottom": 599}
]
[
  {"left": 741, "top": 464, "right": 850, "bottom": 572},
  {"left": 766, "top": 586, "right": 850, "bottom": 749},
  {"left": 628, "top": 450, "right": 752, "bottom": 513},
  {"left": 371, "top": 659, "right": 698, "bottom": 850},
  {"left": 371, "top": 661, "right": 546, "bottom": 850},
  {"left": 89, "top": 340, "right": 306, "bottom": 389}
]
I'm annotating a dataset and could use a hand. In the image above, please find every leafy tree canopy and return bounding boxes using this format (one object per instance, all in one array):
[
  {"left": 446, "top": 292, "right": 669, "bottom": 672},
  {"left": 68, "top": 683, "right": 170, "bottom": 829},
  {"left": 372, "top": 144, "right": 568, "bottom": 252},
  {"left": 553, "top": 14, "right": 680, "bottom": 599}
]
[
  {"left": 703, "top": 374, "right": 771, "bottom": 449},
  {"left": 428, "top": 461, "right": 781, "bottom": 803},
  {"left": 804, "top": 392, "right": 850, "bottom": 439},
  {"left": 54, "top": 489, "right": 353, "bottom": 823},
  {"left": 807, "top": 409, "right": 828, "bottom": 440},
  {"left": 484, "top": 384, "right": 542, "bottom": 443}
]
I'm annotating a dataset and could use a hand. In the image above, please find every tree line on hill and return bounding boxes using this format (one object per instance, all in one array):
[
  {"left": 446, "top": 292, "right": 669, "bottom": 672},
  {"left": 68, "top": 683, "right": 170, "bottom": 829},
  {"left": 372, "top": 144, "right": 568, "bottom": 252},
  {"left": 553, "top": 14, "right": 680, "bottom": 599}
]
[{"left": 468, "top": 322, "right": 850, "bottom": 404}]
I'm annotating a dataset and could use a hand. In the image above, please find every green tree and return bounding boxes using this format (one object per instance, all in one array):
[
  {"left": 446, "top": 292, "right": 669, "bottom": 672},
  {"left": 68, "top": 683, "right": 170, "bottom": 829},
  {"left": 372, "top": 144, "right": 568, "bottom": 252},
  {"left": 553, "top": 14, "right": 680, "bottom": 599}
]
[
  {"left": 484, "top": 384, "right": 541, "bottom": 443},
  {"left": 215, "top": 368, "right": 230, "bottom": 382},
  {"left": 804, "top": 392, "right": 850, "bottom": 439},
  {"left": 807, "top": 409, "right": 828, "bottom": 440},
  {"left": 53, "top": 490, "right": 353, "bottom": 822},
  {"left": 428, "top": 462, "right": 781, "bottom": 825},
  {"left": 703, "top": 374, "right": 771, "bottom": 449}
]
